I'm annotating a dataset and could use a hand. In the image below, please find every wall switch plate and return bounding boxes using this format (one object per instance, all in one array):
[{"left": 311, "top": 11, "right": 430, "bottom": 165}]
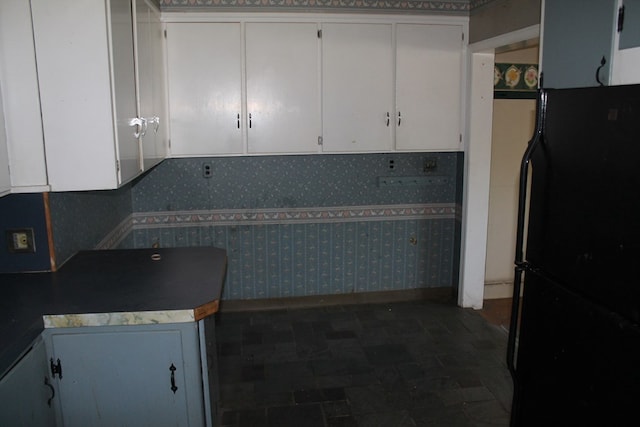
[{"left": 6, "top": 228, "right": 36, "bottom": 253}]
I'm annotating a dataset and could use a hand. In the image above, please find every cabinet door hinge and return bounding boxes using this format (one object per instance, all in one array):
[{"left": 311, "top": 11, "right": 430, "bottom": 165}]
[
  {"left": 50, "top": 358, "right": 62, "bottom": 379},
  {"left": 116, "top": 160, "right": 121, "bottom": 173},
  {"left": 318, "top": 136, "right": 323, "bottom": 146},
  {"left": 618, "top": 5, "right": 625, "bottom": 32},
  {"left": 317, "top": 29, "right": 322, "bottom": 38}
]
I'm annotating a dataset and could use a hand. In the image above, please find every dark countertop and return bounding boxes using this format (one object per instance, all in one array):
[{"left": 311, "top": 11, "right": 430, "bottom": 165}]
[{"left": 0, "top": 247, "right": 226, "bottom": 377}]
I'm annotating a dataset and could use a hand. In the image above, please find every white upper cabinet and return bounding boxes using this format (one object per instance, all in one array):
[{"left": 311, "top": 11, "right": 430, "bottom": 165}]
[
  {"left": 166, "top": 22, "right": 320, "bottom": 156},
  {"left": 245, "top": 23, "right": 321, "bottom": 154},
  {"left": 163, "top": 15, "right": 467, "bottom": 157},
  {"left": 166, "top": 23, "right": 243, "bottom": 156},
  {"left": 612, "top": 0, "right": 640, "bottom": 85},
  {"left": 0, "top": 86, "right": 9, "bottom": 197},
  {"left": 135, "top": 0, "right": 168, "bottom": 169},
  {"left": 395, "top": 24, "right": 463, "bottom": 151},
  {"left": 321, "top": 23, "right": 394, "bottom": 152},
  {"left": 30, "top": 0, "right": 165, "bottom": 191},
  {"left": 31, "top": 0, "right": 138, "bottom": 191},
  {"left": 0, "top": 0, "right": 48, "bottom": 192}
]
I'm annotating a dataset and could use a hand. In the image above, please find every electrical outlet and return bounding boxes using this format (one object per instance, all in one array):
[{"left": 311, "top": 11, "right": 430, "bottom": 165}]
[
  {"left": 6, "top": 228, "right": 35, "bottom": 253},
  {"left": 424, "top": 158, "right": 438, "bottom": 172},
  {"left": 202, "top": 162, "right": 213, "bottom": 178}
]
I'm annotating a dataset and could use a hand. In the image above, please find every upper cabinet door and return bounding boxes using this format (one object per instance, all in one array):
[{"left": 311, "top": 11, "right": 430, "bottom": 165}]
[
  {"left": 110, "top": 0, "right": 143, "bottom": 184},
  {"left": 542, "top": 0, "right": 618, "bottom": 88},
  {"left": 0, "top": 0, "right": 48, "bottom": 192},
  {"left": 245, "top": 23, "right": 321, "bottom": 154},
  {"left": 612, "top": 0, "right": 640, "bottom": 84},
  {"left": 135, "top": 0, "right": 167, "bottom": 169},
  {"left": 618, "top": 0, "right": 640, "bottom": 49},
  {"left": 395, "top": 24, "right": 463, "bottom": 151},
  {"left": 321, "top": 23, "right": 394, "bottom": 152},
  {"left": 166, "top": 23, "right": 243, "bottom": 156},
  {"left": 31, "top": 0, "right": 141, "bottom": 191},
  {"left": 0, "top": 86, "right": 9, "bottom": 197}
]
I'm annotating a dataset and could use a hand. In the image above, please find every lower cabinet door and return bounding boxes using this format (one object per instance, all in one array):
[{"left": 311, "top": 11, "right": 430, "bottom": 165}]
[
  {"left": 0, "top": 336, "right": 56, "bottom": 427},
  {"left": 46, "top": 323, "right": 204, "bottom": 427}
]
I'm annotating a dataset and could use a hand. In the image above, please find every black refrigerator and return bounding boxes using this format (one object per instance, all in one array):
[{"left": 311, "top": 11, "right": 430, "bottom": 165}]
[{"left": 508, "top": 84, "right": 640, "bottom": 426}]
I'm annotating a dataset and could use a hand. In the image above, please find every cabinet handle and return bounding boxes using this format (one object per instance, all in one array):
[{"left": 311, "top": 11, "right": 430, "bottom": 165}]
[
  {"left": 237, "top": 113, "right": 240, "bottom": 129},
  {"left": 169, "top": 363, "right": 178, "bottom": 394},
  {"left": 128, "top": 117, "right": 145, "bottom": 139},
  {"left": 249, "top": 113, "right": 252, "bottom": 129},
  {"left": 141, "top": 118, "right": 148, "bottom": 137},
  {"left": 44, "top": 377, "right": 55, "bottom": 407},
  {"left": 595, "top": 56, "right": 607, "bottom": 87},
  {"left": 151, "top": 116, "right": 160, "bottom": 133},
  {"left": 386, "top": 112, "right": 390, "bottom": 127},
  {"left": 398, "top": 111, "right": 402, "bottom": 127}
]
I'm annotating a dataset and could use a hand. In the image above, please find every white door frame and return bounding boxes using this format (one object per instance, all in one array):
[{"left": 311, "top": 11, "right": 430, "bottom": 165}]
[
  {"left": 611, "top": 0, "right": 640, "bottom": 85},
  {"left": 459, "top": 25, "right": 540, "bottom": 309}
]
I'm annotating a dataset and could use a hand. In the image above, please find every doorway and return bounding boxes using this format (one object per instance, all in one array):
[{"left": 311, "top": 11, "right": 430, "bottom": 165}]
[
  {"left": 459, "top": 25, "right": 540, "bottom": 309},
  {"left": 484, "top": 45, "right": 538, "bottom": 299}
]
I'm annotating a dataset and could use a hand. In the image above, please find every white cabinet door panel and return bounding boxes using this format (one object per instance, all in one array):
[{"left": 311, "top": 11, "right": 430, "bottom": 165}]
[
  {"left": 136, "top": 0, "right": 167, "bottom": 169},
  {"left": 322, "top": 23, "right": 394, "bottom": 152},
  {"left": 31, "top": 0, "right": 141, "bottom": 191},
  {"left": 47, "top": 325, "right": 204, "bottom": 427},
  {"left": 396, "top": 24, "right": 463, "bottom": 151},
  {"left": 0, "top": 337, "right": 55, "bottom": 426},
  {"left": 246, "top": 23, "right": 320, "bottom": 153},
  {"left": 0, "top": 85, "right": 9, "bottom": 196},
  {"left": 0, "top": 0, "right": 48, "bottom": 191},
  {"left": 111, "top": 0, "right": 142, "bottom": 184},
  {"left": 167, "top": 23, "right": 243, "bottom": 156}
]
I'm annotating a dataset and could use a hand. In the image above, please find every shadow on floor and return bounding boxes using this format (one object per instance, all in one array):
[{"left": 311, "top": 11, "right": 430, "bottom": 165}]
[{"left": 214, "top": 299, "right": 513, "bottom": 427}]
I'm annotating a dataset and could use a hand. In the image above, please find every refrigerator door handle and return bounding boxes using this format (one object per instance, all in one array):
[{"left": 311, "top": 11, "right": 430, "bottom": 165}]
[{"left": 507, "top": 90, "right": 547, "bottom": 377}]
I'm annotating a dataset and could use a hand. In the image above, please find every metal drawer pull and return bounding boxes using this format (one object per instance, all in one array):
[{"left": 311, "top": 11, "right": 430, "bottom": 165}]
[
  {"left": 169, "top": 363, "right": 178, "bottom": 394},
  {"left": 386, "top": 112, "right": 390, "bottom": 127},
  {"left": 398, "top": 111, "right": 402, "bottom": 126}
]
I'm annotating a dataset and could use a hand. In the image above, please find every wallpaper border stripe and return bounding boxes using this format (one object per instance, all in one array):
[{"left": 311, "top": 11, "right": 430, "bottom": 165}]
[{"left": 97, "top": 203, "right": 459, "bottom": 249}]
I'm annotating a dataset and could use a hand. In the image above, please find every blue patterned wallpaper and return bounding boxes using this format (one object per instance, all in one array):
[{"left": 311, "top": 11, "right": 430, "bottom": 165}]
[
  {"left": 0, "top": 193, "right": 51, "bottom": 273},
  {"left": 129, "top": 217, "right": 457, "bottom": 299},
  {"left": 132, "top": 153, "right": 459, "bottom": 210},
  {"left": 120, "top": 153, "right": 464, "bottom": 300},
  {"left": 48, "top": 186, "right": 132, "bottom": 267}
]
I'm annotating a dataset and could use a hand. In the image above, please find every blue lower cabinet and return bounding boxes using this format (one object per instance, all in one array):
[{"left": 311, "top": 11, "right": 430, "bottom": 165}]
[
  {"left": 43, "top": 322, "right": 207, "bottom": 427},
  {"left": 0, "top": 336, "right": 56, "bottom": 427}
]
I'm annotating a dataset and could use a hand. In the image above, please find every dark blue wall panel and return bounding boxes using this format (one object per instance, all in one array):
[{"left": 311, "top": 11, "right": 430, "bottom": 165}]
[{"left": 0, "top": 193, "right": 51, "bottom": 273}]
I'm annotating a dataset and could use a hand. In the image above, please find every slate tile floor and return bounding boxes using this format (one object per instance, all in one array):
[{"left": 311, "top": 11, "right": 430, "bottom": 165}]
[{"left": 214, "top": 299, "right": 513, "bottom": 427}]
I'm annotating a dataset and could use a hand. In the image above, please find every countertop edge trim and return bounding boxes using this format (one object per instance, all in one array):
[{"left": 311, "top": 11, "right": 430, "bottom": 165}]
[{"left": 42, "top": 309, "right": 196, "bottom": 328}]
